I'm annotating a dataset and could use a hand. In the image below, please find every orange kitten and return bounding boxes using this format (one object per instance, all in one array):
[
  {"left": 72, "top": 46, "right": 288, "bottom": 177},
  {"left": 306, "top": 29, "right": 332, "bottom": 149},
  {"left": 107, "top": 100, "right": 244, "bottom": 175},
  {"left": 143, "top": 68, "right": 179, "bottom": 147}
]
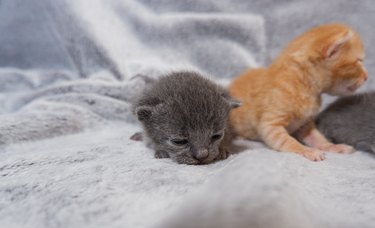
[{"left": 229, "top": 23, "right": 368, "bottom": 161}]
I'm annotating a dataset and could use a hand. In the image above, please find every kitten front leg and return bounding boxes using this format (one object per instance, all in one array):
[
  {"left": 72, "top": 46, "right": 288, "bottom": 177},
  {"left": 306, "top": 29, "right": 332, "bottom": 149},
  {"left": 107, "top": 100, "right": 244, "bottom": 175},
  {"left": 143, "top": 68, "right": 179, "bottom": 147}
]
[
  {"left": 259, "top": 120, "right": 325, "bottom": 161},
  {"left": 356, "top": 141, "right": 374, "bottom": 153},
  {"left": 154, "top": 150, "right": 170, "bottom": 159},
  {"left": 296, "top": 121, "right": 354, "bottom": 154},
  {"left": 215, "top": 130, "right": 233, "bottom": 161},
  {"left": 216, "top": 146, "right": 229, "bottom": 161}
]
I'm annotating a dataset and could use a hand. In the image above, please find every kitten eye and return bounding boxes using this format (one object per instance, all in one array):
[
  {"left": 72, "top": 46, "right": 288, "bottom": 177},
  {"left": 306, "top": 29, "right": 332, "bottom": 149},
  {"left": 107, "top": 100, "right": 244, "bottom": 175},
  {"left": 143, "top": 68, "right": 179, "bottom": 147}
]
[
  {"left": 171, "top": 139, "right": 189, "bottom": 146},
  {"left": 358, "top": 58, "right": 363, "bottom": 62},
  {"left": 211, "top": 134, "right": 223, "bottom": 142}
]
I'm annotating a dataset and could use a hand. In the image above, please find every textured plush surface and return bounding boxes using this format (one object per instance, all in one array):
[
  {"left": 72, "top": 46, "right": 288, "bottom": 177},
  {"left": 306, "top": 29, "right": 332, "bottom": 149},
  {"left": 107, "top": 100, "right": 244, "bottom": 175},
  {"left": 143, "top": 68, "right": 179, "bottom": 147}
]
[{"left": 1, "top": 0, "right": 375, "bottom": 228}]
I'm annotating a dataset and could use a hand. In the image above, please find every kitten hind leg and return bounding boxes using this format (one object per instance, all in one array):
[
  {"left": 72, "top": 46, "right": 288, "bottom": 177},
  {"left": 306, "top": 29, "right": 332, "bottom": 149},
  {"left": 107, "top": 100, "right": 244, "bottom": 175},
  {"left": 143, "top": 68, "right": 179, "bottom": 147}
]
[
  {"left": 296, "top": 121, "right": 354, "bottom": 154},
  {"left": 259, "top": 122, "right": 325, "bottom": 161}
]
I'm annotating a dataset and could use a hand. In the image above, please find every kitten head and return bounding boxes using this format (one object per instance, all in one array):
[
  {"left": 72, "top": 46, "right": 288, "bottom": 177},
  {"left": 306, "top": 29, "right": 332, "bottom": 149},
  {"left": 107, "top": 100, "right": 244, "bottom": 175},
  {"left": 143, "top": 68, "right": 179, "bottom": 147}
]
[
  {"left": 284, "top": 24, "right": 368, "bottom": 96},
  {"left": 313, "top": 24, "right": 368, "bottom": 95},
  {"left": 134, "top": 72, "right": 240, "bottom": 165}
]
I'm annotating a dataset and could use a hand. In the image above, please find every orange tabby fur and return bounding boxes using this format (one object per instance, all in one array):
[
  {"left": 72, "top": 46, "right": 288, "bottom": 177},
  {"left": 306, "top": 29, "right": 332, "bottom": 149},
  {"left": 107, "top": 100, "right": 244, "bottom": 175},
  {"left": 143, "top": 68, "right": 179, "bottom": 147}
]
[{"left": 229, "top": 23, "right": 368, "bottom": 161}]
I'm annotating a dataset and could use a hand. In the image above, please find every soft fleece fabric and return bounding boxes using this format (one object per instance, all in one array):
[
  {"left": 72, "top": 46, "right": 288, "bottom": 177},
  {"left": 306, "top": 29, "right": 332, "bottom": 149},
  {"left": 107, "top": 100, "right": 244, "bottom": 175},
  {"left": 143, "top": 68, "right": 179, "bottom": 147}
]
[{"left": 0, "top": 0, "right": 375, "bottom": 227}]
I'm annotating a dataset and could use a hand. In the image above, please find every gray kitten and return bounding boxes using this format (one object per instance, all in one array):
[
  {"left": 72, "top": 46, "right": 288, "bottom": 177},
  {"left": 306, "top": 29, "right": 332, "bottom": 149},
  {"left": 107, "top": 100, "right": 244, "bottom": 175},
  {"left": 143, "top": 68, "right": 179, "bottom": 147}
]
[
  {"left": 132, "top": 71, "right": 240, "bottom": 165},
  {"left": 316, "top": 92, "right": 375, "bottom": 153}
]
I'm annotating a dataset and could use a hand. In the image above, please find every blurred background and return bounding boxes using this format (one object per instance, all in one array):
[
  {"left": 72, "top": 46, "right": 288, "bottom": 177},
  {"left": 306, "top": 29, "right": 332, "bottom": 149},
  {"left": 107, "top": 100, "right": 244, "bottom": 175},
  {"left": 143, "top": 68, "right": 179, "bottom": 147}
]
[{"left": 1, "top": 0, "right": 374, "bottom": 84}]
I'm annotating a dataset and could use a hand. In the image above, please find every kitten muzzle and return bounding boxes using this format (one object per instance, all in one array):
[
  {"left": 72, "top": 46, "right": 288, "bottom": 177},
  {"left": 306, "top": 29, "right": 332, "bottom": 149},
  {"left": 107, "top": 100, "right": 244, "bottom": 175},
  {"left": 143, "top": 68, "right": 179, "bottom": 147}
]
[
  {"left": 347, "top": 84, "right": 358, "bottom": 92},
  {"left": 347, "top": 79, "right": 365, "bottom": 92},
  {"left": 193, "top": 149, "right": 210, "bottom": 161}
]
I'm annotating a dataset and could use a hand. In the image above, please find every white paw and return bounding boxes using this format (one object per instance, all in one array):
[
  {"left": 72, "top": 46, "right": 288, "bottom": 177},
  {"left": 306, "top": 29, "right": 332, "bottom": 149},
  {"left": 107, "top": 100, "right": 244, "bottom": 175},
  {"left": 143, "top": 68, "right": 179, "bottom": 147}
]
[
  {"left": 320, "top": 143, "right": 354, "bottom": 154},
  {"left": 301, "top": 149, "right": 326, "bottom": 161}
]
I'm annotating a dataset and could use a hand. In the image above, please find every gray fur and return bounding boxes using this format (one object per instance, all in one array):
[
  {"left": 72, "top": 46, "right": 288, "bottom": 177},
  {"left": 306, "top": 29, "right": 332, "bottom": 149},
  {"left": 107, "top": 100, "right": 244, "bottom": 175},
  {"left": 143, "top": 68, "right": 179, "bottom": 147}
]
[
  {"left": 316, "top": 92, "right": 375, "bottom": 153},
  {"left": 133, "top": 71, "right": 240, "bottom": 165}
]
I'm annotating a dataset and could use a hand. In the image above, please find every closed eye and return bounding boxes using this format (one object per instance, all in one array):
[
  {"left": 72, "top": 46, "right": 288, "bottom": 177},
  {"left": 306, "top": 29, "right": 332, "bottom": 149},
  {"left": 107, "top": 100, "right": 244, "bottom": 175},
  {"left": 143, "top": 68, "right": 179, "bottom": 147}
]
[
  {"left": 211, "top": 134, "right": 223, "bottom": 142},
  {"left": 171, "top": 139, "right": 189, "bottom": 146},
  {"left": 358, "top": 58, "right": 363, "bottom": 62}
]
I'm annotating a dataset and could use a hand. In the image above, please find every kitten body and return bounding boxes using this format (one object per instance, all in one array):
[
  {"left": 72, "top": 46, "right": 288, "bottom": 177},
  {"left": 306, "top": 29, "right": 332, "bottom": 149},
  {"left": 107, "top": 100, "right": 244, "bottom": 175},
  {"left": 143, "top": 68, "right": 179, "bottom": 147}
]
[
  {"left": 229, "top": 23, "right": 368, "bottom": 161},
  {"left": 133, "top": 71, "right": 239, "bottom": 165},
  {"left": 317, "top": 92, "right": 375, "bottom": 153}
]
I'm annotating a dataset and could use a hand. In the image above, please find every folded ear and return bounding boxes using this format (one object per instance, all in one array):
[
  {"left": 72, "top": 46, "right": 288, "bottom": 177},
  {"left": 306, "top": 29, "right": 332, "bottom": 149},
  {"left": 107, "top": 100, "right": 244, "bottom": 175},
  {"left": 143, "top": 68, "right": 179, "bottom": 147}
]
[
  {"left": 221, "top": 92, "right": 241, "bottom": 109},
  {"left": 323, "top": 30, "right": 353, "bottom": 59}
]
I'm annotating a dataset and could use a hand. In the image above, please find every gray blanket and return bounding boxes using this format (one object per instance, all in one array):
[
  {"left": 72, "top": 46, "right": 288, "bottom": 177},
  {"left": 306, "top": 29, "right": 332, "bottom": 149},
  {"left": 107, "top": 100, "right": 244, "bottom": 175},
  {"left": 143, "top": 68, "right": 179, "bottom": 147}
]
[{"left": 1, "top": 0, "right": 375, "bottom": 228}]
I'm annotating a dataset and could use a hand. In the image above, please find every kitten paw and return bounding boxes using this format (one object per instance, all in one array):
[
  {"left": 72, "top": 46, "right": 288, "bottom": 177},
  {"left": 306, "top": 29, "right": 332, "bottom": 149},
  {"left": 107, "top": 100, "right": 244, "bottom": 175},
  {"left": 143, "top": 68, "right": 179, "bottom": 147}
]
[
  {"left": 154, "top": 150, "right": 169, "bottom": 159},
  {"left": 319, "top": 143, "right": 354, "bottom": 154},
  {"left": 130, "top": 132, "right": 143, "bottom": 141},
  {"left": 215, "top": 149, "right": 229, "bottom": 161},
  {"left": 301, "top": 149, "right": 326, "bottom": 161}
]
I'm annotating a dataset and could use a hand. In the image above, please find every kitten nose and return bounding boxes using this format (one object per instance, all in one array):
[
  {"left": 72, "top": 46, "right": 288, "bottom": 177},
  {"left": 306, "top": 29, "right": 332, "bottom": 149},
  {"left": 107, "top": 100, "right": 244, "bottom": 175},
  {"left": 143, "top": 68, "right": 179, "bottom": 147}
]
[
  {"left": 193, "top": 149, "right": 209, "bottom": 161},
  {"left": 364, "top": 71, "right": 368, "bottom": 81}
]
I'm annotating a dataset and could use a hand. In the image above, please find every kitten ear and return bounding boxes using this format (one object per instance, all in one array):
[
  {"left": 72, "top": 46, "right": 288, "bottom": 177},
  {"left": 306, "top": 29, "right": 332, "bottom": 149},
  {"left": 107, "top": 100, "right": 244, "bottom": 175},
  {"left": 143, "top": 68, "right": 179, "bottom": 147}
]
[
  {"left": 221, "top": 92, "right": 241, "bottom": 109},
  {"left": 228, "top": 98, "right": 241, "bottom": 109},
  {"left": 135, "top": 97, "right": 163, "bottom": 121},
  {"left": 136, "top": 104, "right": 163, "bottom": 121},
  {"left": 323, "top": 31, "right": 353, "bottom": 59},
  {"left": 135, "top": 106, "right": 154, "bottom": 121}
]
